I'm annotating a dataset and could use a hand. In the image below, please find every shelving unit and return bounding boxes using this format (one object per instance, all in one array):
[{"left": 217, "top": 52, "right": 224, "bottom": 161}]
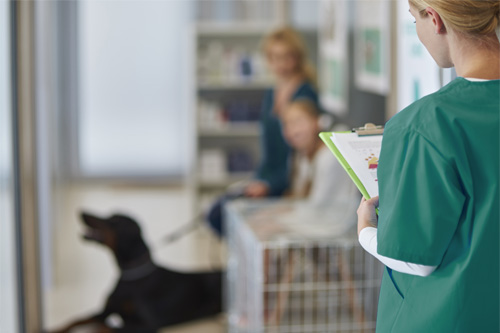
[
  {"left": 199, "top": 124, "right": 260, "bottom": 138},
  {"left": 198, "top": 82, "right": 274, "bottom": 91},
  {"left": 191, "top": 23, "right": 274, "bottom": 213},
  {"left": 190, "top": 1, "right": 319, "bottom": 214}
]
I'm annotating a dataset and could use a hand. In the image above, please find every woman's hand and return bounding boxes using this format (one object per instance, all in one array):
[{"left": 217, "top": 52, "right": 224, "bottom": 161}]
[
  {"left": 357, "top": 196, "right": 379, "bottom": 235},
  {"left": 244, "top": 181, "right": 270, "bottom": 198}
]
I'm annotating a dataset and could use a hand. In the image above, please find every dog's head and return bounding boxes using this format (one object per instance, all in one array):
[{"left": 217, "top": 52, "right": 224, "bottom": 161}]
[{"left": 81, "top": 212, "right": 150, "bottom": 266}]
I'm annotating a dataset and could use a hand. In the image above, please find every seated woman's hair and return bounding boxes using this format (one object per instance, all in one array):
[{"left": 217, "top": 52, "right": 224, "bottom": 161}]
[{"left": 261, "top": 26, "right": 317, "bottom": 85}]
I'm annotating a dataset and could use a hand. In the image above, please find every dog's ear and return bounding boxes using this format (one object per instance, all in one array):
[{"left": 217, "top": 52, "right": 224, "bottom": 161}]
[{"left": 110, "top": 214, "right": 142, "bottom": 238}]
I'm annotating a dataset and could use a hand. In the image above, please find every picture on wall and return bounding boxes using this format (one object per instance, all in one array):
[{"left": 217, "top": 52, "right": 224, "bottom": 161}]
[
  {"left": 354, "top": 0, "right": 390, "bottom": 94},
  {"left": 319, "top": 0, "right": 349, "bottom": 115},
  {"left": 362, "top": 28, "right": 382, "bottom": 75}
]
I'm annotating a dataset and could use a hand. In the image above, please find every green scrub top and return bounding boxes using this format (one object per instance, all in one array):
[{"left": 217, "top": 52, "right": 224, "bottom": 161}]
[{"left": 376, "top": 78, "right": 499, "bottom": 332}]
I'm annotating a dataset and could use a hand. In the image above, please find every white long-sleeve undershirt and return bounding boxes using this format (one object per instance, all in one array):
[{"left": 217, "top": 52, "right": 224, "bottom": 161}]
[{"left": 359, "top": 227, "right": 437, "bottom": 277}]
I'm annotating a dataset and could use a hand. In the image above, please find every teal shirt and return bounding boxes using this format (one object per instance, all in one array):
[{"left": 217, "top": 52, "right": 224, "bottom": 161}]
[{"left": 376, "top": 78, "right": 499, "bottom": 332}]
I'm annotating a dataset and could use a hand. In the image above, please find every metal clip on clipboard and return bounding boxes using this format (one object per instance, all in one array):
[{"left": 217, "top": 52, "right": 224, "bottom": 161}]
[{"left": 353, "top": 123, "right": 384, "bottom": 136}]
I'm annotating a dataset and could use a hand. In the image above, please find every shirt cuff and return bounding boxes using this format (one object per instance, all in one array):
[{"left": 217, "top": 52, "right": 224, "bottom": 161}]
[{"left": 358, "top": 227, "right": 437, "bottom": 277}]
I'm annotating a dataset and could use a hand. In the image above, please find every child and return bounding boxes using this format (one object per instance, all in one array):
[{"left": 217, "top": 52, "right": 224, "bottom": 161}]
[
  {"left": 279, "top": 99, "right": 359, "bottom": 234},
  {"left": 206, "top": 100, "right": 357, "bottom": 237},
  {"left": 260, "top": 99, "right": 360, "bottom": 323}
]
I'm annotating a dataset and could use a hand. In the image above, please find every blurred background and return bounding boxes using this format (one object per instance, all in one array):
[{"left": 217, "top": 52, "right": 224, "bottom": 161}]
[{"left": 1, "top": 0, "right": 458, "bottom": 332}]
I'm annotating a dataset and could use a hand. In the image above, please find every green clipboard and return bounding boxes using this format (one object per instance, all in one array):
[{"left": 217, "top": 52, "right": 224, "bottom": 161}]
[{"left": 319, "top": 131, "right": 372, "bottom": 200}]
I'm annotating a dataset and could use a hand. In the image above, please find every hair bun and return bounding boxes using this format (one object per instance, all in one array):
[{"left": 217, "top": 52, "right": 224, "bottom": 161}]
[{"left": 411, "top": 0, "right": 500, "bottom": 35}]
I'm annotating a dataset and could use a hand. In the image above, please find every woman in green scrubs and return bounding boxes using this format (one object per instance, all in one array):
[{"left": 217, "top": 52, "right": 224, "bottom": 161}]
[{"left": 357, "top": 0, "right": 500, "bottom": 332}]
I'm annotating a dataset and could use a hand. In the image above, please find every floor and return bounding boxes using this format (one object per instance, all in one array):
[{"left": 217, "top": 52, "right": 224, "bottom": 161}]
[{"left": 43, "top": 182, "right": 227, "bottom": 333}]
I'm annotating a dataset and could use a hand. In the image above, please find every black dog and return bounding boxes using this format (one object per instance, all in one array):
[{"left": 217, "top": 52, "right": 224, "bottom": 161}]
[{"left": 51, "top": 212, "right": 223, "bottom": 333}]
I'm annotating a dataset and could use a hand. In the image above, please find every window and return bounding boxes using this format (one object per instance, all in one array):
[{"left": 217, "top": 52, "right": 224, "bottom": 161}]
[{"left": 77, "top": 0, "right": 193, "bottom": 178}]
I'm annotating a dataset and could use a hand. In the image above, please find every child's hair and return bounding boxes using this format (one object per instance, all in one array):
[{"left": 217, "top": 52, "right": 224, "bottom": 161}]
[
  {"left": 409, "top": 0, "right": 499, "bottom": 36},
  {"left": 285, "top": 99, "right": 335, "bottom": 131},
  {"left": 261, "top": 26, "right": 317, "bottom": 85},
  {"left": 286, "top": 99, "right": 321, "bottom": 119}
]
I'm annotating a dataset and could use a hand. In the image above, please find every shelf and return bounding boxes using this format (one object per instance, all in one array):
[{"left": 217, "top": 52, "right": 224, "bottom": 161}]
[
  {"left": 199, "top": 124, "right": 260, "bottom": 137},
  {"left": 196, "top": 23, "right": 318, "bottom": 37},
  {"left": 198, "top": 80, "right": 273, "bottom": 91},
  {"left": 196, "top": 22, "right": 281, "bottom": 36},
  {"left": 198, "top": 172, "right": 253, "bottom": 189}
]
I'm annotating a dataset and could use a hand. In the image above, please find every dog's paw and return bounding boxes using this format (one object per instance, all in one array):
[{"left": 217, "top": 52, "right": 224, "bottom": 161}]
[
  {"left": 93, "top": 326, "right": 115, "bottom": 333},
  {"left": 44, "top": 328, "right": 70, "bottom": 333}
]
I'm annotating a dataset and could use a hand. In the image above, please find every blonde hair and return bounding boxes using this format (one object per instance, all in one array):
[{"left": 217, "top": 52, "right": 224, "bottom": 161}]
[
  {"left": 262, "top": 26, "right": 317, "bottom": 85},
  {"left": 409, "top": 0, "right": 499, "bottom": 35},
  {"left": 286, "top": 99, "right": 321, "bottom": 119}
]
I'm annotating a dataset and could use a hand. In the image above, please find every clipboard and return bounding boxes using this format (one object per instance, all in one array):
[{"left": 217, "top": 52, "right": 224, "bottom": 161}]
[{"left": 319, "top": 123, "right": 383, "bottom": 201}]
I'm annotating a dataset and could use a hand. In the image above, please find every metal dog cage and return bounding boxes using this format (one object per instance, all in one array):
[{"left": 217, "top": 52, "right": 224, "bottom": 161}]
[{"left": 225, "top": 200, "right": 384, "bottom": 333}]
